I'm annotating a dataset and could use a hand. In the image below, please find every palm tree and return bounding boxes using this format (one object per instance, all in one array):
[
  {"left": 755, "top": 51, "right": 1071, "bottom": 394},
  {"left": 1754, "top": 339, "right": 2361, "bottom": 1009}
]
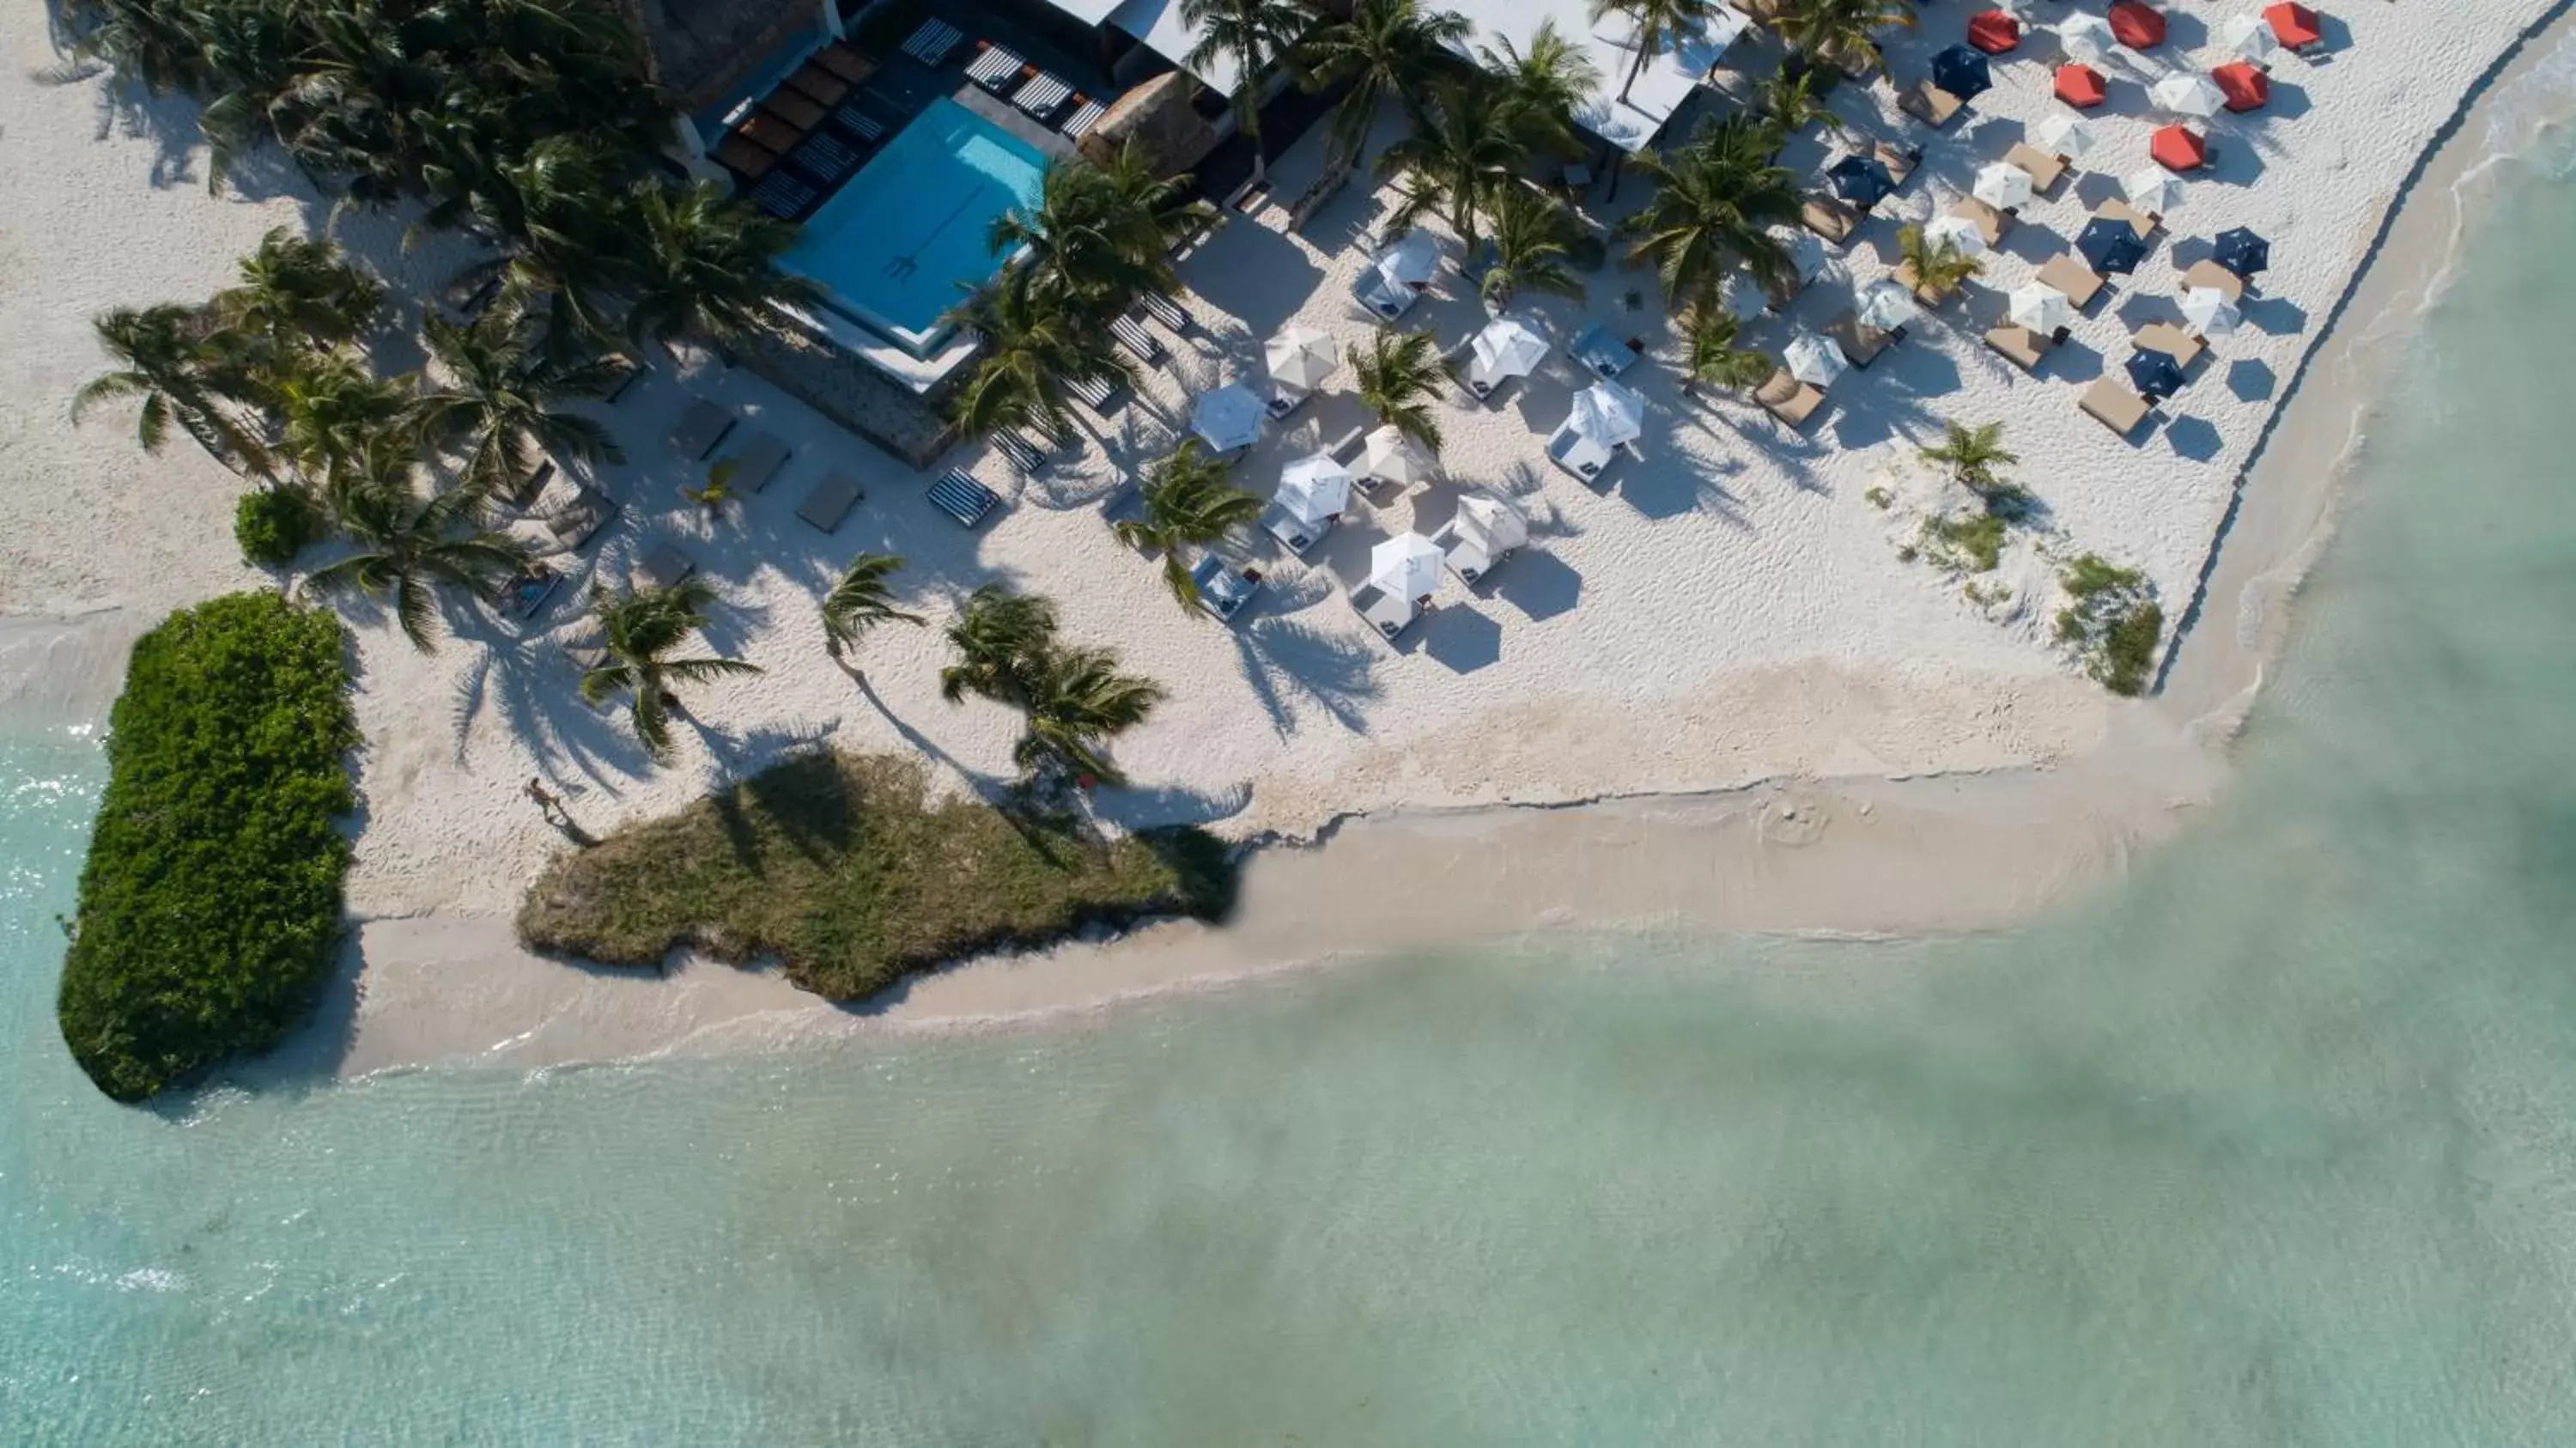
[
  {"left": 1481, "top": 20, "right": 1601, "bottom": 160},
  {"left": 1479, "top": 187, "right": 1583, "bottom": 313},
  {"left": 1753, "top": 59, "right": 1847, "bottom": 148},
  {"left": 1013, "top": 645, "right": 1166, "bottom": 787},
  {"left": 945, "top": 274, "right": 1133, "bottom": 443},
  {"left": 1619, "top": 115, "right": 1799, "bottom": 308},
  {"left": 1767, "top": 0, "right": 1919, "bottom": 74},
  {"left": 1183, "top": 0, "right": 1312, "bottom": 185},
  {"left": 577, "top": 577, "right": 763, "bottom": 761},
  {"left": 989, "top": 152, "right": 1206, "bottom": 319},
  {"left": 1587, "top": 0, "right": 1727, "bottom": 102},
  {"left": 940, "top": 583, "right": 1061, "bottom": 707},
  {"left": 1677, "top": 303, "right": 1777, "bottom": 396},
  {"left": 619, "top": 180, "right": 825, "bottom": 356},
  {"left": 213, "top": 228, "right": 384, "bottom": 351},
  {"left": 1112, "top": 441, "right": 1266, "bottom": 611},
  {"left": 819, "top": 552, "right": 926, "bottom": 660},
  {"left": 1918, "top": 420, "right": 2022, "bottom": 503},
  {"left": 1302, "top": 0, "right": 1473, "bottom": 169},
  {"left": 1377, "top": 79, "right": 1527, "bottom": 255},
  {"left": 1351, "top": 326, "right": 1447, "bottom": 454},
  {"left": 301, "top": 461, "right": 531, "bottom": 652},
  {"left": 271, "top": 349, "right": 415, "bottom": 481},
  {"left": 1895, "top": 225, "right": 1983, "bottom": 304},
  {"left": 410, "top": 313, "right": 625, "bottom": 502},
  {"left": 70, "top": 304, "right": 270, "bottom": 473}
]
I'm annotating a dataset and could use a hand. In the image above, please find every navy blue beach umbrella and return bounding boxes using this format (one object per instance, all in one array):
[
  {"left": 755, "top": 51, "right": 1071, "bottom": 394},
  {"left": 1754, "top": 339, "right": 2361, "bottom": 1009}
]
[
  {"left": 2213, "top": 227, "right": 2271, "bottom": 278},
  {"left": 1827, "top": 154, "right": 1896, "bottom": 207},
  {"left": 2077, "top": 217, "right": 2150, "bottom": 275},
  {"left": 2126, "top": 349, "right": 2187, "bottom": 397},
  {"left": 1931, "top": 45, "right": 1993, "bottom": 100}
]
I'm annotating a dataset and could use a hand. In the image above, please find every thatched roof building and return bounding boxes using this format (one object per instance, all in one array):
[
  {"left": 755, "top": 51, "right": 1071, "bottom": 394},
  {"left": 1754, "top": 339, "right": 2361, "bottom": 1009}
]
[
  {"left": 1077, "top": 70, "right": 1218, "bottom": 174},
  {"left": 617, "top": 0, "right": 817, "bottom": 111}
]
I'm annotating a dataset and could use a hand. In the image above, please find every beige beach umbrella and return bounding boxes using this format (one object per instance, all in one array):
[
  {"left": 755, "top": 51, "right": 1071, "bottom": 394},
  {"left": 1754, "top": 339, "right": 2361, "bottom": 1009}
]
[
  {"left": 1265, "top": 325, "right": 1340, "bottom": 392},
  {"left": 1972, "top": 161, "right": 2035, "bottom": 211},
  {"left": 1362, "top": 424, "right": 1435, "bottom": 486},
  {"left": 2123, "top": 166, "right": 2187, "bottom": 215},
  {"left": 2152, "top": 71, "right": 2227, "bottom": 119},
  {"left": 2008, "top": 281, "right": 2073, "bottom": 333},
  {"left": 1923, "top": 212, "right": 1990, "bottom": 259},
  {"left": 2036, "top": 113, "right": 2098, "bottom": 159},
  {"left": 2058, "top": 14, "right": 2117, "bottom": 62},
  {"left": 2181, "top": 286, "right": 2242, "bottom": 337}
]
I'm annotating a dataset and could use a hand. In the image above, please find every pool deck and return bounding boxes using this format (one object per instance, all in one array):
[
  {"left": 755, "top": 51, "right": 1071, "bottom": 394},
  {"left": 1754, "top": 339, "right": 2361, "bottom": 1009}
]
[{"left": 951, "top": 84, "right": 1079, "bottom": 165}]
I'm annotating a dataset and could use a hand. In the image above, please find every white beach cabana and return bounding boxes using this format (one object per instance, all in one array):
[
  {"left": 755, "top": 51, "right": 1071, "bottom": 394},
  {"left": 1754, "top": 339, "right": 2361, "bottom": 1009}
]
[
  {"left": 1466, "top": 315, "right": 1550, "bottom": 396},
  {"left": 2181, "top": 286, "right": 2243, "bottom": 337},
  {"left": 1972, "top": 161, "right": 2036, "bottom": 211},
  {"left": 1190, "top": 384, "right": 1265, "bottom": 453},
  {"left": 2008, "top": 280, "right": 2075, "bottom": 333},
  {"left": 1264, "top": 325, "right": 1341, "bottom": 392},
  {"left": 1854, "top": 278, "right": 1923, "bottom": 332},
  {"left": 1546, "top": 378, "right": 1645, "bottom": 479},
  {"left": 1784, "top": 332, "right": 1848, "bottom": 388},
  {"left": 2217, "top": 13, "right": 2280, "bottom": 65},
  {"left": 1362, "top": 424, "right": 1436, "bottom": 487},
  {"left": 1438, "top": 493, "right": 1529, "bottom": 584},
  {"left": 2152, "top": 72, "right": 2227, "bottom": 119},
  {"left": 1370, "top": 532, "right": 1445, "bottom": 604},
  {"left": 1278, "top": 453, "right": 1353, "bottom": 523},
  {"left": 1356, "top": 228, "right": 1442, "bottom": 319},
  {"left": 2036, "top": 113, "right": 2099, "bottom": 159},
  {"left": 1923, "top": 212, "right": 1990, "bottom": 259},
  {"left": 2123, "top": 167, "right": 2187, "bottom": 214},
  {"left": 2058, "top": 13, "right": 2117, "bottom": 61}
]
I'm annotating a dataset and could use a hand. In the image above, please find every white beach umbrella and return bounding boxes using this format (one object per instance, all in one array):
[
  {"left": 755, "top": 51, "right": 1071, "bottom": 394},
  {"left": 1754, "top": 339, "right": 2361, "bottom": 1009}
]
[
  {"left": 1470, "top": 315, "right": 1549, "bottom": 381},
  {"left": 1986, "top": 0, "right": 2032, "bottom": 15},
  {"left": 1923, "top": 212, "right": 1990, "bottom": 259},
  {"left": 1568, "top": 379, "right": 1646, "bottom": 451},
  {"left": 1719, "top": 271, "right": 1768, "bottom": 321},
  {"left": 1457, "top": 495, "right": 1529, "bottom": 553},
  {"left": 2058, "top": 13, "right": 2116, "bottom": 62},
  {"left": 2152, "top": 71, "right": 2227, "bottom": 119},
  {"left": 1376, "top": 228, "right": 1442, "bottom": 289},
  {"left": 1369, "top": 532, "right": 1445, "bottom": 602},
  {"left": 1264, "top": 325, "right": 1340, "bottom": 391},
  {"left": 2008, "top": 281, "right": 2074, "bottom": 334},
  {"left": 1189, "top": 384, "right": 1265, "bottom": 453},
  {"left": 1362, "top": 424, "right": 1434, "bottom": 486},
  {"left": 1784, "top": 331, "right": 1847, "bottom": 388},
  {"left": 2216, "top": 13, "right": 2279, "bottom": 65},
  {"left": 2123, "top": 166, "right": 2187, "bottom": 214},
  {"left": 2181, "top": 286, "right": 2243, "bottom": 337},
  {"left": 2035, "top": 112, "right": 2098, "bottom": 159},
  {"left": 1278, "top": 453, "right": 1352, "bottom": 523},
  {"left": 1766, "top": 224, "right": 1829, "bottom": 283},
  {"left": 1854, "top": 278, "right": 1923, "bottom": 332},
  {"left": 1972, "top": 161, "right": 2035, "bottom": 211}
]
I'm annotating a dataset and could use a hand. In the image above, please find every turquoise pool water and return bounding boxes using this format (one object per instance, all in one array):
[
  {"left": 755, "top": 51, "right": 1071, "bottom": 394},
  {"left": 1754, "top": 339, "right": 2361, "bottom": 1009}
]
[{"left": 781, "top": 98, "right": 1047, "bottom": 356}]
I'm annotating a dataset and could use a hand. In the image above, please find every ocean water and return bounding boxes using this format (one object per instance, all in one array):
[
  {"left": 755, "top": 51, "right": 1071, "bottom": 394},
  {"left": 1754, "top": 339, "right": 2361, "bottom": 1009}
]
[{"left": 13, "top": 126, "right": 2576, "bottom": 1448}]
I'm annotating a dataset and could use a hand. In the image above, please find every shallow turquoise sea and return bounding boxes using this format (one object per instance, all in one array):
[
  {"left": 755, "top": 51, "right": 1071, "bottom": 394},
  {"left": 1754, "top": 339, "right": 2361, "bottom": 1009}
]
[{"left": 12, "top": 140, "right": 2576, "bottom": 1448}]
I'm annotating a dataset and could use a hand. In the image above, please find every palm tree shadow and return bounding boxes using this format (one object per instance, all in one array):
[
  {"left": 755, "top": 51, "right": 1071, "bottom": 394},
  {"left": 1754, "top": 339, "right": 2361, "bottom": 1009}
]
[
  {"left": 1232, "top": 612, "right": 1382, "bottom": 738},
  {"left": 854, "top": 674, "right": 1014, "bottom": 805}
]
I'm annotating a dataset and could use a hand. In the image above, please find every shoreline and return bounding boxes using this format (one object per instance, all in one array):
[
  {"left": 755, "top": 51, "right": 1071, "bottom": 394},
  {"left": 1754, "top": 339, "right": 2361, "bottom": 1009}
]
[{"left": 5, "top": 2, "right": 2573, "bottom": 1078}]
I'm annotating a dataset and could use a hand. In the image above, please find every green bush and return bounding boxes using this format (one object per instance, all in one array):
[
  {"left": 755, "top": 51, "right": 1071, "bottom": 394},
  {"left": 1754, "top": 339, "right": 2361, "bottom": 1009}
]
[
  {"left": 1917, "top": 512, "right": 2008, "bottom": 573},
  {"left": 2054, "top": 553, "right": 2164, "bottom": 697},
  {"left": 518, "top": 751, "right": 1237, "bottom": 1001},
  {"left": 234, "top": 484, "right": 325, "bottom": 568},
  {"left": 58, "top": 593, "right": 359, "bottom": 1101}
]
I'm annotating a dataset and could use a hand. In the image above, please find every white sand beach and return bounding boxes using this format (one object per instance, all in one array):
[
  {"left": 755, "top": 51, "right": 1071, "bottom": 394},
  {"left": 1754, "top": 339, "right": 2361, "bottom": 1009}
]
[{"left": 3, "top": 0, "right": 2570, "bottom": 1072}]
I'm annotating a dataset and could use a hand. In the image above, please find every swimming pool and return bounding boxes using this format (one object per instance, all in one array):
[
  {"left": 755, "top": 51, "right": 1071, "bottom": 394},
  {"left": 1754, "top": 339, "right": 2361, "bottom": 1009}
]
[{"left": 782, "top": 98, "right": 1049, "bottom": 356}]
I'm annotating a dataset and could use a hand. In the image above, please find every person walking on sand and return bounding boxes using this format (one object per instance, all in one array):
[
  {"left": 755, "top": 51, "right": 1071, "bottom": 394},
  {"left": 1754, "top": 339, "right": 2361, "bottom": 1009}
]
[{"left": 524, "top": 776, "right": 566, "bottom": 825}]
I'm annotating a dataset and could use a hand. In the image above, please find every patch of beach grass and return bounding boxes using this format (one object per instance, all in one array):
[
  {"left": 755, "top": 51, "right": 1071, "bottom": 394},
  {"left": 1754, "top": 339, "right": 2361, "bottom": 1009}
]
[{"left": 2055, "top": 553, "right": 2164, "bottom": 697}]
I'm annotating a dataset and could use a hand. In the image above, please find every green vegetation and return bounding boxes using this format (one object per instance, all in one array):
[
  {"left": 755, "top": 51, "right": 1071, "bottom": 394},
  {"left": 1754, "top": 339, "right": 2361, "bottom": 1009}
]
[
  {"left": 1764, "top": 0, "right": 1921, "bottom": 72},
  {"left": 1918, "top": 419, "right": 2028, "bottom": 510},
  {"left": 819, "top": 553, "right": 927, "bottom": 660},
  {"left": 2055, "top": 555, "right": 2164, "bottom": 697},
  {"left": 234, "top": 484, "right": 325, "bottom": 567},
  {"left": 1350, "top": 326, "right": 1449, "bottom": 453},
  {"left": 1678, "top": 304, "right": 1777, "bottom": 396},
  {"left": 1302, "top": 0, "right": 1473, "bottom": 168},
  {"left": 1620, "top": 115, "right": 1800, "bottom": 307},
  {"left": 942, "top": 585, "right": 1165, "bottom": 788},
  {"left": 1113, "top": 441, "right": 1267, "bottom": 612},
  {"left": 578, "top": 579, "right": 764, "bottom": 761},
  {"left": 515, "top": 751, "right": 1236, "bottom": 1001},
  {"left": 1897, "top": 223, "right": 1983, "bottom": 303},
  {"left": 58, "top": 593, "right": 358, "bottom": 1102},
  {"left": 1917, "top": 511, "right": 2008, "bottom": 573},
  {"left": 1183, "top": 0, "right": 1314, "bottom": 183}
]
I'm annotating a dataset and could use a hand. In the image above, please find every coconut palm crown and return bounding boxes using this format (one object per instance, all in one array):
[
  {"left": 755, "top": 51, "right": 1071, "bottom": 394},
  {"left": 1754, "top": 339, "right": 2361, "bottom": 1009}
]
[
  {"left": 1619, "top": 115, "right": 1800, "bottom": 307},
  {"left": 1113, "top": 441, "right": 1267, "bottom": 611},
  {"left": 1351, "top": 326, "right": 1448, "bottom": 454},
  {"left": 820, "top": 553, "right": 927, "bottom": 658},
  {"left": 1303, "top": 0, "right": 1474, "bottom": 168},
  {"left": 578, "top": 576, "right": 763, "bottom": 761}
]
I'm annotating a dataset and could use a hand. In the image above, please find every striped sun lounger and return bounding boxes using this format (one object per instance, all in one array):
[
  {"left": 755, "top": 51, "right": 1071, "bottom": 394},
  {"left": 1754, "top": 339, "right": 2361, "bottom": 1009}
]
[
  {"left": 1013, "top": 72, "right": 1073, "bottom": 119},
  {"left": 929, "top": 470, "right": 1000, "bottom": 527},
  {"left": 833, "top": 105, "right": 886, "bottom": 143},
  {"left": 995, "top": 431, "right": 1048, "bottom": 474},
  {"left": 1060, "top": 98, "right": 1106, "bottom": 139},
  {"left": 788, "top": 131, "right": 860, "bottom": 185},
  {"left": 902, "top": 18, "right": 963, "bottom": 64},
  {"left": 750, "top": 172, "right": 816, "bottom": 218},
  {"left": 1067, "top": 372, "right": 1121, "bottom": 416},
  {"left": 967, "top": 45, "right": 1024, "bottom": 90},
  {"left": 1109, "top": 314, "right": 1166, "bottom": 365},
  {"left": 1139, "top": 293, "right": 1193, "bottom": 333}
]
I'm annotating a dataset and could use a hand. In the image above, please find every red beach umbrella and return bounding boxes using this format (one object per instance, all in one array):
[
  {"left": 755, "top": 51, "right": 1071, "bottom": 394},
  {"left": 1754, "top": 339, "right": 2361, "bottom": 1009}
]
[
  {"left": 2108, "top": 1, "right": 2167, "bottom": 49},
  {"left": 1966, "top": 9, "right": 2021, "bottom": 54},
  {"left": 2213, "top": 61, "right": 2270, "bottom": 112},
  {"left": 2265, "top": 1, "right": 2324, "bottom": 50},
  {"left": 2151, "top": 125, "right": 2208, "bottom": 172},
  {"left": 2054, "top": 64, "right": 2109, "bottom": 109}
]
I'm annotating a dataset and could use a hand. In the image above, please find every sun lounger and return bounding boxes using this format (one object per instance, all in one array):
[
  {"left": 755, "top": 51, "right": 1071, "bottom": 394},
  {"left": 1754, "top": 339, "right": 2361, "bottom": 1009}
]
[
  {"left": 1982, "top": 323, "right": 2053, "bottom": 373},
  {"left": 995, "top": 430, "right": 1049, "bottom": 475},
  {"left": 795, "top": 472, "right": 864, "bottom": 532},
  {"left": 1570, "top": 323, "right": 1634, "bottom": 379},
  {"left": 2134, "top": 321, "right": 2206, "bottom": 368},
  {"left": 1012, "top": 72, "right": 1073, "bottom": 120},
  {"left": 544, "top": 484, "right": 618, "bottom": 551},
  {"left": 1757, "top": 368, "right": 1827, "bottom": 429},
  {"left": 1109, "top": 314, "right": 1167, "bottom": 366},
  {"left": 928, "top": 470, "right": 999, "bottom": 527},
  {"left": 1139, "top": 293, "right": 1193, "bottom": 333},
  {"left": 1827, "top": 311, "right": 1898, "bottom": 368},
  {"left": 2080, "top": 378, "right": 2153, "bottom": 435},
  {"left": 1067, "top": 371, "right": 1123, "bottom": 417},
  {"left": 736, "top": 111, "right": 804, "bottom": 155},
  {"left": 1801, "top": 195, "right": 1858, "bottom": 246},
  {"left": 1266, "top": 383, "right": 1309, "bottom": 420},
  {"left": 1261, "top": 502, "right": 1332, "bottom": 555},
  {"left": 1351, "top": 581, "right": 1419, "bottom": 640},
  {"left": 967, "top": 44, "right": 1024, "bottom": 91},
  {"left": 787, "top": 131, "right": 860, "bottom": 185},
  {"left": 814, "top": 43, "right": 878, "bottom": 84},
  {"left": 1900, "top": 81, "right": 1967, "bottom": 128},
  {"left": 762, "top": 89, "right": 827, "bottom": 131},
  {"left": 750, "top": 172, "right": 817, "bottom": 219},
  {"left": 2181, "top": 259, "right": 2247, "bottom": 301},
  {"left": 781, "top": 62, "right": 851, "bottom": 107},
  {"left": 667, "top": 399, "right": 735, "bottom": 461},
  {"left": 636, "top": 542, "right": 695, "bottom": 590},
  {"left": 2004, "top": 143, "right": 2068, "bottom": 196},
  {"left": 1432, "top": 520, "right": 1514, "bottom": 586},
  {"left": 722, "top": 429, "right": 790, "bottom": 493},
  {"left": 495, "top": 563, "right": 562, "bottom": 622},
  {"left": 1874, "top": 143, "right": 1923, "bottom": 192},
  {"left": 714, "top": 133, "right": 781, "bottom": 179},
  {"left": 832, "top": 104, "right": 887, "bottom": 143},
  {"left": 1060, "top": 97, "right": 1106, "bottom": 139},
  {"left": 2037, "top": 253, "right": 2108, "bottom": 310},
  {"left": 2094, "top": 200, "right": 2160, "bottom": 240},
  {"left": 1191, "top": 556, "right": 1259, "bottom": 623},
  {"left": 902, "top": 17, "right": 964, "bottom": 65}
]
